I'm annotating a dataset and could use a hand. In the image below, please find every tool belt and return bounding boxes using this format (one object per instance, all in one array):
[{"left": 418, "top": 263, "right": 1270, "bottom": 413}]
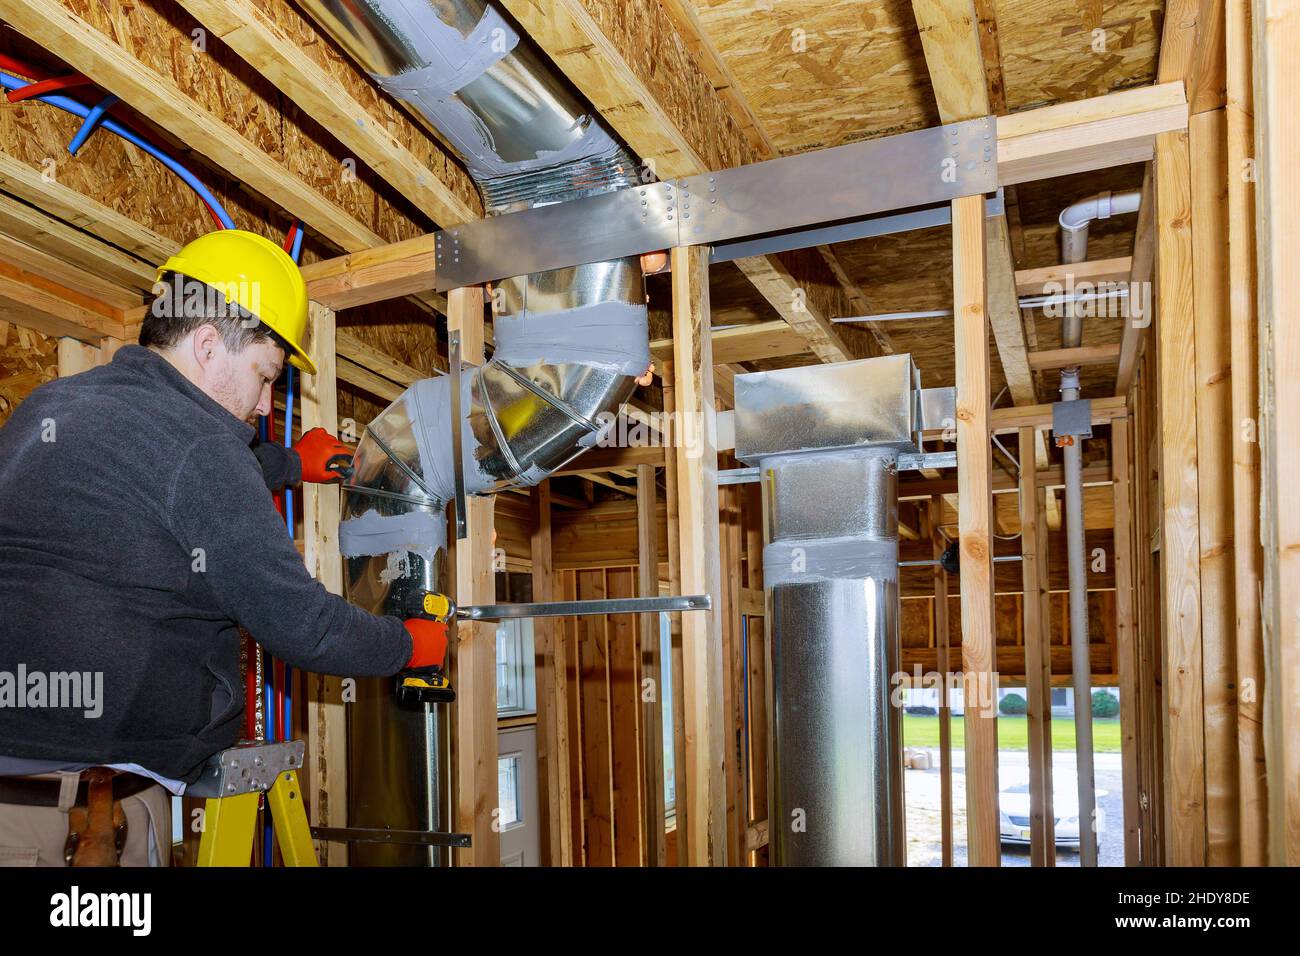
[{"left": 0, "top": 769, "right": 155, "bottom": 866}]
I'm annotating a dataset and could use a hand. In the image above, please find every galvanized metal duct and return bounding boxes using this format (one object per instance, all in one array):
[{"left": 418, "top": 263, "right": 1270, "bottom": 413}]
[
  {"left": 298, "top": 0, "right": 651, "bottom": 863},
  {"left": 734, "top": 356, "right": 924, "bottom": 866}
]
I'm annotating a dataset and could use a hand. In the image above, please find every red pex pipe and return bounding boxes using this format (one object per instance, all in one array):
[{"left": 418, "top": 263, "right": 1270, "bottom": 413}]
[{"left": 5, "top": 72, "right": 93, "bottom": 102}]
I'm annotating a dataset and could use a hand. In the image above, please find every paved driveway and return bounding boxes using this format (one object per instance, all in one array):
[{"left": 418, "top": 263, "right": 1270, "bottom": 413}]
[{"left": 905, "top": 750, "right": 1125, "bottom": 867}]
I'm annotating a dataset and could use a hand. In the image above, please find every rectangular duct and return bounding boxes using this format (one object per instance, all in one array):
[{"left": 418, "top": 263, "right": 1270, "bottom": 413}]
[{"left": 735, "top": 355, "right": 925, "bottom": 866}]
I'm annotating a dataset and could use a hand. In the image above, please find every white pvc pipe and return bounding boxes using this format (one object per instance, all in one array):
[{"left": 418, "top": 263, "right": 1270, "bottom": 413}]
[
  {"left": 1058, "top": 190, "right": 1142, "bottom": 266},
  {"left": 1053, "top": 189, "right": 1138, "bottom": 867}
]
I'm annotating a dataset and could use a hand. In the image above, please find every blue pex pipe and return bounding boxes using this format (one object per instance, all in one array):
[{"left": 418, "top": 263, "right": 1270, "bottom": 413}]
[
  {"left": 282, "top": 365, "right": 295, "bottom": 742},
  {"left": 0, "top": 72, "right": 236, "bottom": 230},
  {"left": 67, "top": 93, "right": 118, "bottom": 155}
]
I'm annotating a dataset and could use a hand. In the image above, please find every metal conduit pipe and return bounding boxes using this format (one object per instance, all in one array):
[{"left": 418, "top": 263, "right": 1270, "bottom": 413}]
[
  {"left": 1056, "top": 189, "right": 1137, "bottom": 866},
  {"left": 297, "top": 0, "right": 652, "bottom": 864}
]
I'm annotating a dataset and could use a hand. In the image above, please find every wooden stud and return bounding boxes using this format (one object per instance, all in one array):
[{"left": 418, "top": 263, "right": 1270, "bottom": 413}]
[
  {"left": 1155, "top": 128, "right": 1207, "bottom": 866},
  {"left": 606, "top": 567, "right": 644, "bottom": 866},
  {"left": 1226, "top": 0, "right": 1267, "bottom": 867},
  {"left": 1190, "top": 108, "right": 1239, "bottom": 865},
  {"left": 300, "top": 301, "right": 346, "bottom": 866},
  {"left": 952, "top": 193, "right": 1000, "bottom": 866},
  {"left": 1019, "top": 426, "right": 1053, "bottom": 866},
  {"left": 1111, "top": 417, "right": 1141, "bottom": 865},
  {"left": 669, "top": 245, "right": 727, "bottom": 866},
  {"left": 1253, "top": 0, "right": 1300, "bottom": 868},
  {"left": 577, "top": 569, "right": 615, "bottom": 866},
  {"left": 531, "top": 480, "right": 572, "bottom": 866},
  {"left": 637, "top": 464, "right": 667, "bottom": 866},
  {"left": 447, "top": 285, "right": 499, "bottom": 866}
]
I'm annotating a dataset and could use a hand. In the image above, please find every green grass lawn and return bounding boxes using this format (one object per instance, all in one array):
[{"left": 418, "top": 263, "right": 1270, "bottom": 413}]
[{"left": 902, "top": 714, "right": 1122, "bottom": 753}]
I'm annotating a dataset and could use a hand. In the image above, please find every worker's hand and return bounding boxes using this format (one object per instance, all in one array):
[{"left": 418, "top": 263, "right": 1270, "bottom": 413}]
[
  {"left": 294, "top": 427, "right": 354, "bottom": 484},
  {"left": 403, "top": 617, "right": 449, "bottom": 670}
]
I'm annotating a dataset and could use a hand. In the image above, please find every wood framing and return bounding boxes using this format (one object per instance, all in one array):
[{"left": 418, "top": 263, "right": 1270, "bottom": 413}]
[
  {"left": 447, "top": 285, "right": 499, "bottom": 866},
  {"left": 1225, "top": 0, "right": 1267, "bottom": 866},
  {"left": 531, "top": 480, "right": 573, "bottom": 866},
  {"left": 929, "top": 497, "right": 954, "bottom": 867},
  {"left": 1112, "top": 416, "right": 1140, "bottom": 865},
  {"left": 996, "top": 82, "right": 1189, "bottom": 185},
  {"left": 952, "top": 192, "right": 999, "bottom": 866},
  {"left": 637, "top": 464, "right": 666, "bottom": 866},
  {"left": 1254, "top": 0, "right": 1300, "bottom": 868},
  {"left": 1154, "top": 128, "right": 1207, "bottom": 866},
  {"left": 300, "top": 301, "right": 347, "bottom": 867},
  {"left": 1019, "top": 425, "right": 1054, "bottom": 866},
  {"left": 1190, "top": 108, "right": 1238, "bottom": 865},
  {"left": 669, "top": 245, "right": 727, "bottom": 866}
]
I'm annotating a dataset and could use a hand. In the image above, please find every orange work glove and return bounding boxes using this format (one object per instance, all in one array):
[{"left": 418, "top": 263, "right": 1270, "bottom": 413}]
[
  {"left": 404, "top": 618, "right": 449, "bottom": 670},
  {"left": 294, "top": 427, "right": 353, "bottom": 483}
]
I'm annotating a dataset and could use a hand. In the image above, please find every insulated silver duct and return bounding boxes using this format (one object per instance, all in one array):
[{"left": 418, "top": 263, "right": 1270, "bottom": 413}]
[
  {"left": 298, "top": 0, "right": 652, "bottom": 864},
  {"left": 735, "top": 356, "right": 925, "bottom": 866}
]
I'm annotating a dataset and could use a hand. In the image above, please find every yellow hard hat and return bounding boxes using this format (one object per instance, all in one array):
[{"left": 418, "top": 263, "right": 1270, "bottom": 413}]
[{"left": 157, "top": 229, "right": 316, "bottom": 375}]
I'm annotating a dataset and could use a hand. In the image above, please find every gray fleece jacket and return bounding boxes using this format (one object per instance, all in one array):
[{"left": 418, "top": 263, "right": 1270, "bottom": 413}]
[{"left": 0, "top": 345, "right": 410, "bottom": 782}]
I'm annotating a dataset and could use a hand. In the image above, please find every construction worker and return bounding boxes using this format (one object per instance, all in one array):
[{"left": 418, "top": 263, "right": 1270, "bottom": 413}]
[{"left": 0, "top": 230, "right": 447, "bottom": 866}]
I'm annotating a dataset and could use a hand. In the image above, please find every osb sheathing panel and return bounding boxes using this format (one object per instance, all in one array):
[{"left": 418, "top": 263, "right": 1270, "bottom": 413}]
[
  {"left": 691, "top": 0, "right": 939, "bottom": 154},
  {"left": 247, "top": 0, "right": 481, "bottom": 222},
  {"left": 0, "top": 322, "right": 57, "bottom": 425},
  {"left": 995, "top": 0, "right": 1162, "bottom": 112},
  {"left": 37, "top": 0, "right": 444, "bottom": 248}
]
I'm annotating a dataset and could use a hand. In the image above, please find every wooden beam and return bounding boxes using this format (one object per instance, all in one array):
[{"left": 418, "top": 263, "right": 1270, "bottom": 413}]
[
  {"left": 1027, "top": 344, "right": 1122, "bottom": 371},
  {"left": 497, "top": 0, "right": 868, "bottom": 365},
  {"left": 911, "top": 0, "right": 991, "bottom": 119},
  {"left": 335, "top": 330, "right": 427, "bottom": 386},
  {"left": 531, "top": 480, "right": 572, "bottom": 866},
  {"left": 300, "top": 301, "right": 347, "bottom": 866},
  {"left": 637, "top": 464, "right": 666, "bottom": 866},
  {"left": 1252, "top": 0, "right": 1299, "bottom": 867},
  {"left": 550, "top": 445, "right": 666, "bottom": 478},
  {"left": 649, "top": 320, "right": 808, "bottom": 368},
  {"left": 173, "top": 0, "right": 476, "bottom": 229},
  {"left": 0, "top": 266, "right": 128, "bottom": 343},
  {"left": 1019, "top": 426, "right": 1054, "bottom": 866},
  {"left": 0, "top": 232, "right": 140, "bottom": 313},
  {"left": 0, "top": 189, "right": 155, "bottom": 292},
  {"left": 997, "top": 82, "right": 1189, "bottom": 185},
  {"left": 0, "top": 149, "right": 176, "bottom": 265},
  {"left": 952, "top": 193, "right": 999, "bottom": 866},
  {"left": 448, "top": 285, "right": 499, "bottom": 866},
  {"left": 302, "top": 237, "right": 443, "bottom": 313},
  {"left": 1015, "top": 257, "right": 1134, "bottom": 296},
  {"left": 1, "top": 0, "right": 420, "bottom": 258},
  {"left": 1154, "top": 128, "right": 1206, "bottom": 866},
  {"left": 1226, "top": 0, "right": 1266, "bottom": 867},
  {"left": 988, "top": 395, "right": 1127, "bottom": 435},
  {"left": 335, "top": 357, "right": 404, "bottom": 403},
  {"left": 669, "top": 245, "right": 727, "bottom": 866}
]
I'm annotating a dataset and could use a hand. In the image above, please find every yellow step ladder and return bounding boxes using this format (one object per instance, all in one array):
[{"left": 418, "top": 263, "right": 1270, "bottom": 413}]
[{"left": 190, "top": 740, "right": 317, "bottom": 867}]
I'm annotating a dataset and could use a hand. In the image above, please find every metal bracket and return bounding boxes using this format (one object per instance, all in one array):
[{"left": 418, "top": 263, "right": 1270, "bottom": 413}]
[
  {"left": 462, "top": 594, "right": 711, "bottom": 621},
  {"left": 717, "top": 451, "right": 956, "bottom": 486},
  {"left": 187, "top": 740, "right": 305, "bottom": 798},
  {"left": 434, "top": 118, "right": 997, "bottom": 290},
  {"left": 449, "top": 329, "right": 467, "bottom": 540},
  {"left": 310, "top": 826, "right": 471, "bottom": 849}
]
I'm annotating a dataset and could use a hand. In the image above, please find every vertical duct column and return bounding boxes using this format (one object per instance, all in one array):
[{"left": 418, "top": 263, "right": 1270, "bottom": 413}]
[
  {"left": 762, "top": 447, "right": 905, "bottom": 866},
  {"left": 735, "top": 355, "right": 924, "bottom": 867}
]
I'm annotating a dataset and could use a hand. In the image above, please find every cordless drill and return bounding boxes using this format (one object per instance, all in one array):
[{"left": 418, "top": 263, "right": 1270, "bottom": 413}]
[{"left": 395, "top": 589, "right": 456, "bottom": 707}]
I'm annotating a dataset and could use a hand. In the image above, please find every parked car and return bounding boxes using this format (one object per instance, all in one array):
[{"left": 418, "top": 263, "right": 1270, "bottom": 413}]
[{"left": 998, "top": 781, "right": 1108, "bottom": 849}]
